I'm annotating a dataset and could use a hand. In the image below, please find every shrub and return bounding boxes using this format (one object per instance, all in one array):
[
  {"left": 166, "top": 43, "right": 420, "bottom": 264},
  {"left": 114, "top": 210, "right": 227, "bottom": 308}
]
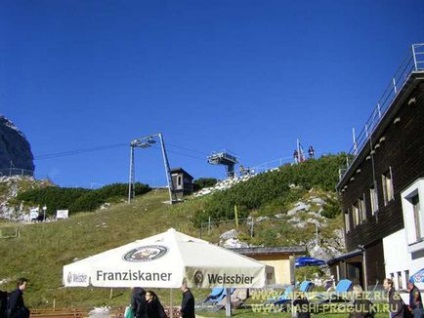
[
  {"left": 193, "top": 154, "right": 346, "bottom": 226},
  {"left": 193, "top": 178, "right": 218, "bottom": 191},
  {"left": 17, "top": 187, "right": 90, "bottom": 216},
  {"left": 16, "top": 182, "right": 151, "bottom": 215}
]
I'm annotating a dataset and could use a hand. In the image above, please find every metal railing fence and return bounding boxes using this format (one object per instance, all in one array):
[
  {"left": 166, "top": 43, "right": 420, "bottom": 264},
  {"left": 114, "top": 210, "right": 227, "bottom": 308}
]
[{"left": 340, "top": 43, "right": 424, "bottom": 180}]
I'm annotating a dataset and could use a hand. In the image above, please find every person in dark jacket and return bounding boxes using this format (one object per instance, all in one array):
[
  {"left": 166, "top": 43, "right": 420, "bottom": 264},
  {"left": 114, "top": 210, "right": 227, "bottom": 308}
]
[
  {"left": 293, "top": 292, "right": 310, "bottom": 318},
  {"left": 145, "top": 290, "right": 166, "bottom": 318},
  {"left": 180, "top": 282, "right": 195, "bottom": 318},
  {"left": 7, "top": 278, "right": 29, "bottom": 318},
  {"left": 384, "top": 278, "right": 405, "bottom": 318},
  {"left": 0, "top": 290, "right": 8, "bottom": 318},
  {"left": 131, "top": 288, "right": 147, "bottom": 318},
  {"left": 349, "top": 284, "right": 375, "bottom": 318},
  {"left": 407, "top": 280, "right": 423, "bottom": 318}
]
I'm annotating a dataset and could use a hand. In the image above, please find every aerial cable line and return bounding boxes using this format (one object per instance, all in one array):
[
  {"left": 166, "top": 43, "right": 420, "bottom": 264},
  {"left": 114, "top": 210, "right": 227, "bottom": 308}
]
[
  {"left": 34, "top": 143, "right": 127, "bottom": 160},
  {"left": 33, "top": 137, "right": 216, "bottom": 164},
  {"left": 166, "top": 142, "right": 209, "bottom": 156},
  {"left": 165, "top": 149, "right": 206, "bottom": 161},
  {"left": 142, "top": 143, "right": 206, "bottom": 161},
  {"left": 146, "top": 142, "right": 208, "bottom": 160},
  {"left": 33, "top": 141, "right": 207, "bottom": 162}
]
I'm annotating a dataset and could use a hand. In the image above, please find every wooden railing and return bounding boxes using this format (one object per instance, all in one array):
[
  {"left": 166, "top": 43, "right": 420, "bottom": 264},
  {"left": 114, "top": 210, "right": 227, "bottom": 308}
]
[
  {"left": 30, "top": 308, "right": 89, "bottom": 318},
  {"left": 29, "top": 306, "right": 180, "bottom": 318}
]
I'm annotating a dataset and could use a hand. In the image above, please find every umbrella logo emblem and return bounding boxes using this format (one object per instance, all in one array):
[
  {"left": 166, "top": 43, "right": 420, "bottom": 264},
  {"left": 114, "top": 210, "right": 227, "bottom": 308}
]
[
  {"left": 411, "top": 268, "right": 424, "bottom": 283},
  {"left": 67, "top": 272, "right": 88, "bottom": 284},
  {"left": 193, "top": 270, "right": 204, "bottom": 286},
  {"left": 67, "top": 272, "right": 72, "bottom": 284},
  {"left": 123, "top": 245, "right": 168, "bottom": 262}
]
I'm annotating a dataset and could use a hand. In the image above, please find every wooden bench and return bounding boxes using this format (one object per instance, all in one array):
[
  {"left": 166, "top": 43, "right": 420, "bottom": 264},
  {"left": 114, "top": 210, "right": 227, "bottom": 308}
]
[{"left": 30, "top": 308, "right": 88, "bottom": 318}]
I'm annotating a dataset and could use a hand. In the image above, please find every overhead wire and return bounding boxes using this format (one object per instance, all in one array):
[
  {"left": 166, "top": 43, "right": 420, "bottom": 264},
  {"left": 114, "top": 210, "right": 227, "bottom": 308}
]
[
  {"left": 34, "top": 143, "right": 127, "bottom": 160},
  {"left": 146, "top": 143, "right": 207, "bottom": 162},
  {"left": 33, "top": 141, "right": 209, "bottom": 162},
  {"left": 33, "top": 140, "right": 311, "bottom": 171}
]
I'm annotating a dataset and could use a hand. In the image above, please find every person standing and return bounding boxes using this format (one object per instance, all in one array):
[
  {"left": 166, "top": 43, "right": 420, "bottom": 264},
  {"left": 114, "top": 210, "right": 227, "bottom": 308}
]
[
  {"left": 180, "top": 282, "right": 195, "bottom": 318},
  {"left": 383, "top": 278, "right": 404, "bottom": 318},
  {"left": 292, "top": 292, "right": 310, "bottom": 318},
  {"left": 293, "top": 150, "right": 299, "bottom": 163},
  {"left": 145, "top": 290, "right": 166, "bottom": 318},
  {"left": 349, "top": 284, "right": 375, "bottom": 318},
  {"left": 131, "top": 288, "right": 147, "bottom": 318},
  {"left": 308, "top": 146, "right": 315, "bottom": 159},
  {"left": 407, "top": 280, "right": 423, "bottom": 318},
  {"left": 7, "top": 278, "right": 29, "bottom": 318}
]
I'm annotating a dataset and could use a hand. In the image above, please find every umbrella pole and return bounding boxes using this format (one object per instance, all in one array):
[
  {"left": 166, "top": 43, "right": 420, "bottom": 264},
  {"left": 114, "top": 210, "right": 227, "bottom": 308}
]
[
  {"left": 170, "top": 289, "right": 174, "bottom": 318},
  {"left": 225, "top": 288, "right": 232, "bottom": 317}
]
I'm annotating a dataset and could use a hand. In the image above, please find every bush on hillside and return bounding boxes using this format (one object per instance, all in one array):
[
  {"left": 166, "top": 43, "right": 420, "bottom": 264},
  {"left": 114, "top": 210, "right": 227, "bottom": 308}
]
[
  {"left": 16, "top": 182, "right": 151, "bottom": 216},
  {"left": 295, "top": 266, "right": 325, "bottom": 282},
  {"left": 193, "top": 154, "right": 346, "bottom": 227},
  {"left": 70, "top": 182, "right": 151, "bottom": 211},
  {"left": 321, "top": 196, "right": 341, "bottom": 219},
  {"left": 96, "top": 182, "right": 151, "bottom": 200},
  {"left": 17, "top": 187, "right": 90, "bottom": 216},
  {"left": 69, "top": 191, "right": 105, "bottom": 212},
  {"left": 193, "top": 178, "right": 218, "bottom": 191}
]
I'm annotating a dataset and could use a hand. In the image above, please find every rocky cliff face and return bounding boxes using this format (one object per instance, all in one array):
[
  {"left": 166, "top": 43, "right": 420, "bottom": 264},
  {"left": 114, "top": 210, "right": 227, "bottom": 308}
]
[{"left": 0, "top": 115, "right": 34, "bottom": 176}]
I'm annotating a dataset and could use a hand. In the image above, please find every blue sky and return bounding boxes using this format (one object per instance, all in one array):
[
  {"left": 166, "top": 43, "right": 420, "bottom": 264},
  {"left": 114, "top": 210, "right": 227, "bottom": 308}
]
[{"left": 1, "top": 0, "right": 423, "bottom": 188}]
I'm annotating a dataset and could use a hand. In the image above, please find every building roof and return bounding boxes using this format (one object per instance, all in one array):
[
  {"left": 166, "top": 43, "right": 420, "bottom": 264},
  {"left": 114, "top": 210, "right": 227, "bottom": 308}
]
[
  {"left": 228, "top": 246, "right": 306, "bottom": 256},
  {"left": 170, "top": 167, "right": 193, "bottom": 179},
  {"left": 337, "top": 71, "right": 424, "bottom": 190},
  {"left": 327, "top": 248, "right": 363, "bottom": 265}
]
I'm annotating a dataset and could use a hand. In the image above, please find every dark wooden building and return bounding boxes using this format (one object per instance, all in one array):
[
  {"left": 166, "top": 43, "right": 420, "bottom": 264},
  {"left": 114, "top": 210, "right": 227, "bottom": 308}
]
[
  {"left": 331, "top": 44, "right": 424, "bottom": 290},
  {"left": 170, "top": 167, "right": 194, "bottom": 199}
]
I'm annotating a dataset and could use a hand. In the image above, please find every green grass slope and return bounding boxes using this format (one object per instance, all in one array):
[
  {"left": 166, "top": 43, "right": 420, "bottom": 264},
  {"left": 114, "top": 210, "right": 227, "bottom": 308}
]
[
  {"left": 0, "top": 189, "right": 204, "bottom": 308},
  {"left": 0, "top": 154, "right": 347, "bottom": 311}
]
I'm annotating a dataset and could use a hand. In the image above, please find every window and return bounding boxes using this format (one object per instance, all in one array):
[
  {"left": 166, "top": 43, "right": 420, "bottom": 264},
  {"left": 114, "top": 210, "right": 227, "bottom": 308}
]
[
  {"left": 345, "top": 210, "right": 350, "bottom": 233},
  {"left": 359, "top": 196, "right": 366, "bottom": 222},
  {"left": 370, "top": 184, "right": 379, "bottom": 215},
  {"left": 412, "top": 195, "right": 422, "bottom": 241},
  {"left": 397, "top": 271, "right": 403, "bottom": 289},
  {"left": 401, "top": 178, "right": 424, "bottom": 253},
  {"left": 382, "top": 168, "right": 394, "bottom": 205},
  {"left": 352, "top": 198, "right": 366, "bottom": 227},
  {"left": 177, "top": 175, "right": 182, "bottom": 187},
  {"left": 352, "top": 203, "right": 360, "bottom": 227},
  {"left": 405, "top": 270, "right": 410, "bottom": 285}
]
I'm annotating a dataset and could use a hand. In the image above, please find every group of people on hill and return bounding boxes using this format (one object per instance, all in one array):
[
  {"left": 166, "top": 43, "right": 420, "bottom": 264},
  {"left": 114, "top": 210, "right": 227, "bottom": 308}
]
[
  {"left": 1, "top": 278, "right": 195, "bottom": 318},
  {"left": 384, "top": 278, "right": 423, "bottom": 318},
  {"left": 2, "top": 275, "right": 422, "bottom": 318},
  {"left": 0, "top": 278, "right": 30, "bottom": 318},
  {"left": 129, "top": 282, "right": 194, "bottom": 318},
  {"left": 292, "top": 278, "right": 422, "bottom": 318},
  {"left": 355, "top": 278, "right": 423, "bottom": 318},
  {"left": 293, "top": 146, "right": 315, "bottom": 164}
]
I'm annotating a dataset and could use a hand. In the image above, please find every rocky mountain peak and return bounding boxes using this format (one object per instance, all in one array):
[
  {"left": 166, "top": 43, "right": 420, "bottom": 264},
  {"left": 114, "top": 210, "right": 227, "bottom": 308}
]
[{"left": 0, "top": 114, "right": 34, "bottom": 176}]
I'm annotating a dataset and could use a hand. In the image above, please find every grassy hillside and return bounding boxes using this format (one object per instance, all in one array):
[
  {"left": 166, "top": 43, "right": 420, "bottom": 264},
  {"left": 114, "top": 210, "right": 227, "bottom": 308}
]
[
  {"left": 0, "top": 189, "right": 200, "bottom": 308},
  {"left": 0, "top": 155, "right": 346, "bottom": 310}
]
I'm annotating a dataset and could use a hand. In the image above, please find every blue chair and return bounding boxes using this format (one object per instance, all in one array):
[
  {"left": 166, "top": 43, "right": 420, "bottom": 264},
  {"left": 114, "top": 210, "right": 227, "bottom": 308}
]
[
  {"left": 273, "top": 281, "right": 314, "bottom": 305},
  {"left": 206, "top": 287, "right": 225, "bottom": 302},
  {"left": 273, "top": 286, "right": 294, "bottom": 305},
  {"left": 211, "top": 288, "right": 237, "bottom": 311},
  {"left": 298, "top": 280, "right": 315, "bottom": 293},
  {"left": 335, "top": 279, "right": 352, "bottom": 293},
  {"left": 196, "top": 287, "right": 225, "bottom": 310},
  {"left": 317, "top": 279, "right": 353, "bottom": 304}
]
